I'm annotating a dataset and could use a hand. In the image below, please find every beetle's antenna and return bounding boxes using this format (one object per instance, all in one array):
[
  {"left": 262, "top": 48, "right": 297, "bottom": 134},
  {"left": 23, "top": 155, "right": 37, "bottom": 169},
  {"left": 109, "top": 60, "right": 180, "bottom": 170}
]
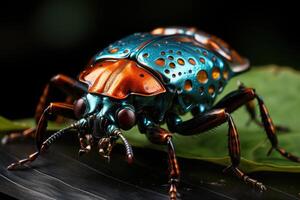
[
  {"left": 41, "top": 119, "right": 87, "bottom": 151},
  {"left": 7, "top": 119, "right": 87, "bottom": 170},
  {"left": 112, "top": 128, "right": 134, "bottom": 164}
]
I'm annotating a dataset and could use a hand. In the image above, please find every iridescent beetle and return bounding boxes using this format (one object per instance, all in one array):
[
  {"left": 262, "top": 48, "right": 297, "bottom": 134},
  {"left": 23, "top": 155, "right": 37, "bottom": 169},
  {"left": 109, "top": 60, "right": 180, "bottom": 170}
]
[{"left": 5, "top": 27, "right": 300, "bottom": 200}]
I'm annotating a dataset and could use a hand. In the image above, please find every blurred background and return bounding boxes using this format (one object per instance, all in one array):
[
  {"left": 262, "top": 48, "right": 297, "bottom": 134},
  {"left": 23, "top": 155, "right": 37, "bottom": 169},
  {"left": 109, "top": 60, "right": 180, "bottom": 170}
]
[{"left": 0, "top": 0, "right": 299, "bottom": 119}]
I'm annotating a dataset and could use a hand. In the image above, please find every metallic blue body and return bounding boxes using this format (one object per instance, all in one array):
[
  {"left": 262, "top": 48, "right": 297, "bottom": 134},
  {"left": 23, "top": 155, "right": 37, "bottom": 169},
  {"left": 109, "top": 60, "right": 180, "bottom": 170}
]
[{"left": 89, "top": 28, "right": 248, "bottom": 116}]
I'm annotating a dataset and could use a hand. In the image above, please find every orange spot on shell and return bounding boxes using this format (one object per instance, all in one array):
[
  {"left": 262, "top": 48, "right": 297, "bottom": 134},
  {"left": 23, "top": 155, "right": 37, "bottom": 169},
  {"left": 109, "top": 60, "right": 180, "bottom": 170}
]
[
  {"left": 212, "top": 67, "right": 221, "bottom": 80},
  {"left": 177, "top": 58, "right": 185, "bottom": 65},
  {"left": 184, "top": 80, "right": 193, "bottom": 91},
  {"left": 197, "top": 70, "right": 208, "bottom": 84},
  {"left": 188, "top": 58, "right": 196, "bottom": 65},
  {"left": 155, "top": 58, "right": 165, "bottom": 67},
  {"left": 169, "top": 62, "right": 176, "bottom": 68},
  {"left": 208, "top": 85, "right": 215, "bottom": 95},
  {"left": 200, "top": 58, "right": 205, "bottom": 64},
  {"left": 109, "top": 48, "right": 119, "bottom": 54}
]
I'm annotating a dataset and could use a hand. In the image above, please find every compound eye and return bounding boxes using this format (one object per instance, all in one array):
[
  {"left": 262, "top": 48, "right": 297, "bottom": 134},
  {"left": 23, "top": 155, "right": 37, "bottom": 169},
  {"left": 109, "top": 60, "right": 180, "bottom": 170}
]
[
  {"left": 117, "top": 107, "right": 136, "bottom": 130},
  {"left": 74, "top": 98, "right": 87, "bottom": 118}
]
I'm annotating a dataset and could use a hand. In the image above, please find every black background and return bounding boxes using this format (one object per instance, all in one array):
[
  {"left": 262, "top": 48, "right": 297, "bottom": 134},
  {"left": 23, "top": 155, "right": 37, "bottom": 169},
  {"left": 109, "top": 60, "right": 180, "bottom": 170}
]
[{"left": 1, "top": 0, "right": 299, "bottom": 119}]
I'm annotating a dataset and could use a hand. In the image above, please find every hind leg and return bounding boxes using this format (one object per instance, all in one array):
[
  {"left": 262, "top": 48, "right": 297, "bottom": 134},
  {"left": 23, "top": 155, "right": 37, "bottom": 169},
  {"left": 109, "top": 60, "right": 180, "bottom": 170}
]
[
  {"left": 237, "top": 82, "right": 289, "bottom": 132},
  {"left": 213, "top": 87, "right": 300, "bottom": 162}
]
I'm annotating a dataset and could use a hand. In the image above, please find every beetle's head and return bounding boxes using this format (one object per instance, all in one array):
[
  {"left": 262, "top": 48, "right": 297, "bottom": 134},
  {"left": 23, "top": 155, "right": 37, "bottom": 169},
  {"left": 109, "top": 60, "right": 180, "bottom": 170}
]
[
  {"left": 73, "top": 94, "right": 136, "bottom": 133},
  {"left": 73, "top": 94, "right": 135, "bottom": 163}
]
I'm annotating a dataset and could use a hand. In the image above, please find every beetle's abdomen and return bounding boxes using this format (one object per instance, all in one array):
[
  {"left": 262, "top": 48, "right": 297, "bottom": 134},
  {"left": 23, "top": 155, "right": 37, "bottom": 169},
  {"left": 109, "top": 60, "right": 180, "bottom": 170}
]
[{"left": 79, "top": 59, "right": 166, "bottom": 99}]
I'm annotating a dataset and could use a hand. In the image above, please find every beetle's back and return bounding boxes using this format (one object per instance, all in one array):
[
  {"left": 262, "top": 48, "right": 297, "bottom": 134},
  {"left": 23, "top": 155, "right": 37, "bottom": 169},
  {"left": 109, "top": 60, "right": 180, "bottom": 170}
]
[{"left": 83, "top": 27, "right": 249, "bottom": 112}]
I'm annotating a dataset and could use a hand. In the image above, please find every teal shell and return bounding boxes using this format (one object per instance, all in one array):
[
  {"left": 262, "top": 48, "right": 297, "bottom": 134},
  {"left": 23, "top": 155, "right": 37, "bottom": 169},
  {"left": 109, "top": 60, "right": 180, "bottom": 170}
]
[{"left": 91, "top": 29, "right": 248, "bottom": 113}]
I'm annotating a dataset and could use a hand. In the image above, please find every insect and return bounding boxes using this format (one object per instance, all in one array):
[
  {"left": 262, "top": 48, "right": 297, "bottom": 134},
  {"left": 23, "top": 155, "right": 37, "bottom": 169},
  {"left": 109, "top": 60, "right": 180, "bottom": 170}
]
[{"left": 5, "top": 27, "right": 300, "bottom": 200}]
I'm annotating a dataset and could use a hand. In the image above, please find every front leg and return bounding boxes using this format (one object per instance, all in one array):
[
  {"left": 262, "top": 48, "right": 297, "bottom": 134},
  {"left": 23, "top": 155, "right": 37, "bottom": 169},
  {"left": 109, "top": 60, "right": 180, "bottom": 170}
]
[
  {"left": 138, "top": 115, "right": 180, "bottom": 200},
  {"left": 7, "top": 102, "right": 79, "bottom": 170},
  {"left": 2, "top": 74, "right": 87, "bottom": 144}
]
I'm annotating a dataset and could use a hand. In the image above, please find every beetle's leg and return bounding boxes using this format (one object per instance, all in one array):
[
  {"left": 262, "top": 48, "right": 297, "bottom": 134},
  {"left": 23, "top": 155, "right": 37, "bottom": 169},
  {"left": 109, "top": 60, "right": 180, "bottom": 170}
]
[
  {"left": 237, "top": 81, "right": 289, "bottom": 132},
  {"left": 6, "top": 102, "right": 78, "bottom": 170},
  {"left": 34, "top": 74, "right": 87, "bottom": 123},
  {"left": 7, "top": 125, "right": 77, "bottom": 170},
  {"left": 167, "top": 109, "right": 266, "bottom": 191},
  {"left": 98, "top": 126, "right": 133, "bottom": 163},
  {"left": 2, "top": 75, "right": 87, "bottom": 144},
  {"left": 147, "top": 127, "right": 179, "bottom": 200},
  {"left": 35, "top": 102, "right": 76, "bottom": 149},
  {"left": 223, "top": 113, "right": 266, "bottom": 191},
  {"left": 212, "top": 88, "right": 300, "bottom": 162},
  {"left": 1, "top": 128, "right": 36, "bottom": 144},
  {"left": 78, "top": 133, "right": 93, "bottom": 156},
  {"left": 138, "top": 115, "right": 180, "bottom": 200}
]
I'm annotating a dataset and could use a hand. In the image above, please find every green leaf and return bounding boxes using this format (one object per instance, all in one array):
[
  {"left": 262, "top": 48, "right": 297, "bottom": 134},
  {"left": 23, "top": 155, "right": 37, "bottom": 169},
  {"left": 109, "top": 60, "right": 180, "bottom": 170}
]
[{"left": 1, "top": 65, "right": 300, "bottom": 173}]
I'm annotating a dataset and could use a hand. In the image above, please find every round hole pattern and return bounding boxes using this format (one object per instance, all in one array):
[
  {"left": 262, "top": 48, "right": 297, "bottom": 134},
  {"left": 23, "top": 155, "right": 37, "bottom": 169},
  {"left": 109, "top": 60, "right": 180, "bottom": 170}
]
[
  {"left": 197, "top": 70, "right": 208, "bottom": 84},
  {"left": 184, "top": 80, "right": 193, "bottom": 91},
  {"left": 200, "top": 58, "right": 205, "bottom": 64},
  {"left": 177, "top": 58, "right": 185, "bottom": 65},
  {"left": 208, "top": 85, "right": 215, "bottom": 96},
  {"left": 188, "top": 58, "right": 196, "bottom": 65},
  {"left": 169, "top": 62, "right": 175, "bottom": 68},
  {"left": 155, "top": 58, "right": 165, "bottom": 67},
  {"left": 109, "top": 48, "right": 119, "bottom": 54},
  {"left": 168, "top": 56, "right": 174, "bottom": 60},
  {"left": 212, "top": 67, "right": 221, "bottom": 80}
]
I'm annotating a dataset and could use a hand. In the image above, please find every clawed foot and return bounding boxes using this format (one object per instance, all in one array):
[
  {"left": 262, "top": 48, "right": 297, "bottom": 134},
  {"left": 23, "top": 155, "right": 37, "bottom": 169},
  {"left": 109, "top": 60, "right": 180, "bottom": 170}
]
[
  {"left": 78, "top": 134, "right": 93, "bottom": 157},
  {"left": 98, "top": 137, "right": 115, "bottom": 162},
  {"left": 78, "top": 146, "right": 91, "bottom": 157},
  {"left": 169, "top": 179, "right": 179, "bottom": 200},
  {"left": 223, "top": 165, "right": 267, "bottom": 191},
  {"left": 7, "top": 152, "right": 39, "bottom": 170}
]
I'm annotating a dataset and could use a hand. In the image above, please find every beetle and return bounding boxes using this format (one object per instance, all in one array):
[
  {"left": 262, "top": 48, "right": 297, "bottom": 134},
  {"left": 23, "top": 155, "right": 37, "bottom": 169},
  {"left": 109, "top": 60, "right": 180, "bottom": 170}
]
[{"left": 5, "top": 27, "right": 300, "bottom": 200}]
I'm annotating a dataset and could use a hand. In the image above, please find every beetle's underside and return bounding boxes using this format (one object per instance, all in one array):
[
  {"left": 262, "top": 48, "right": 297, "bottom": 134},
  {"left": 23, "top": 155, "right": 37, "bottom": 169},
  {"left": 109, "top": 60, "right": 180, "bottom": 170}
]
[{"left": 3, "top": 27, "right": 300, "bottom": 200}]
